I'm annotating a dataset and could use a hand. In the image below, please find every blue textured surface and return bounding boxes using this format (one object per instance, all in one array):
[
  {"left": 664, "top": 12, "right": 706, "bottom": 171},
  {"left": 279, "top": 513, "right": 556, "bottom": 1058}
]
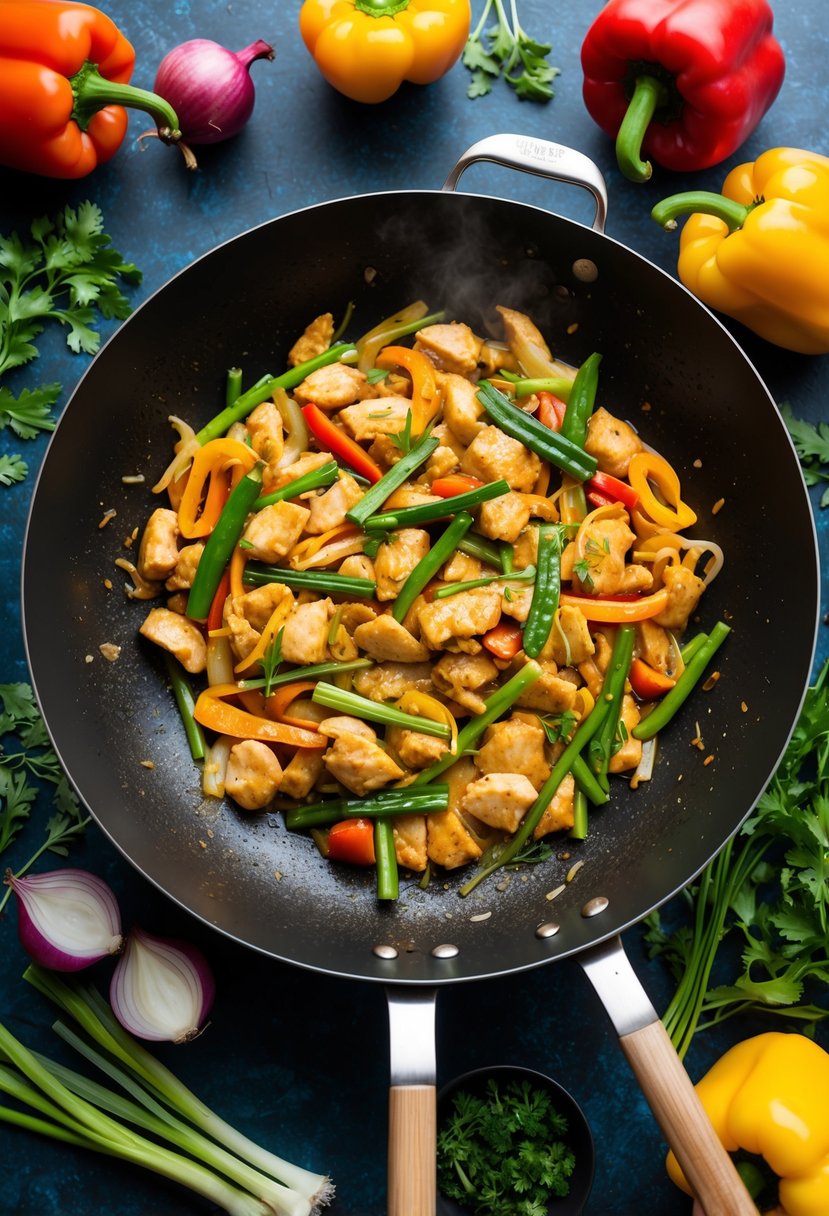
[{"left": 0, "top": 1, "right": 827, "bottom": 1214}]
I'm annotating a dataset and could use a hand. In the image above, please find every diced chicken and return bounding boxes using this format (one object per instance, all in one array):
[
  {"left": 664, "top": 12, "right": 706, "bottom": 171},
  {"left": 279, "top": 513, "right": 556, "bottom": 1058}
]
[
  {"left": 426, "top": 809, "right": 482, "bottom": 869},
  {"left": 288, "top": 312, "right": 334, "bottom": 366},
  {"left": 425, "top": 443, "right": 459, "bottom": 480},
  {"left": 268, "top": 451, "right": 334, "bottom": 490},
  {"left": 246, "top": 400, "right": 284, "bottom": 468},
  {"left": 394, "top": 730, "right": 448, "bottom": 770},
  {"left": 306, "top": 474, "right": 363, "bottom": 534},
  {"left": 477, "top": 340, "right": 519, "bottom": 377},
  {"left": 477, "top": 716, "right": 550, "bottom": 790},
  {"left": 229, "top": 583, "right": 294, "bottom": 633},
  {"left": 317, "top": 715, "right": 377, "bottom": 742},
  {"left": 394, "top": 814, "right": 428, "bottom": 871},
  {"left": 164, "top": 542, "right": 203, "bottom": 592},
  {"left": 353, "top": 615, "right": 430, "bottom": 663},
  {"left": 442, "top": 551, "right": 482, "bottom": 582},
  {"left": 137, "top": 508, "right": 180, "bottom": 581},
  {"left": 380, "top": 484, "right": 440, "bottom": 511},
  {"left": 428, "top": 421, "right": 467, "bottom": 462},
  {"left": 653, "top": 563, "right": 706, "bottom": 631},
  {"left": 374, "top": 528, "right": 430, "bottom": 601},
  {"left": 242, "top": 501, "right": 310, "bottom": 563},
  {"left": 573, "top": 516, "right": 652, "bottom": 596},
  {"left": 513, "top": 524, "right": 539, "bottom": 570},
  {"left": 279, "top": 749, "right": 325, "bottom": 799},
  {"left": 139, "top": 607, "right": 207, "bottom": 673},
  {"left": 225, "top": 740, "right": 282, "bottom": 811},
  {"left": 533, "top": 772, "right": 575, "bottom": 838},
  {"left": 636, "top": 619, "right": 676, "bottom": 676},
  {"left": 281, "top": 598, "right": 333, "bottom": 665},
  {"left": 418, "top": 587, "right": 502, "bottom": 651},
  {"left": 353, "top": 662, "right": 434, "bottom": 703},
  {"left": 415, "top": 322, "right": 481, "bottom": 376},
  {"left": 497, "top": 582, "right": 534, "bottom": 623},
  {"left": 338, "top": 396, "right": 411, "bottom": 442},
  {"left": 476, "top": 492, "right": 531, "bottom": 543},
  {"left": 338, "top": 601, "right": 378, "bottom": 635},
  {"left": 439, "top": 372, "right": 486, "bottom": 444},
  {"left": 496, "top": 305, "right": 553, "bottom": 361},
  {"left": 461, "top": 425, "right": 541, "bottom": 493},
  {"left": 538, "top": 605, "right": 595, "bottom": 666},
  {"left": 338, "top": 555, "right": 375, "bottom": 582},
  {"left": 516, "top": 662, "right": 578, "bottom": 714},
  {"left": 431, "top": 652, "right": 499, "bottom": 714},
  {"left": 292, "top": 363, "right": 377, "bottom": 409},
  {"left": 460, "top": 773, "right": 537, "bottom": 833},
  {"left": 585, "top": 407, "right": 644, "bottom": 479},
  {"left": 608, "top": 694, "right": 643, "bottom": 773},
  {"left": 323, "top": 731, "right": 405, "bottom": 795},
  {"left": 225, "top": 609, "right": 259, "bottom": 661}
]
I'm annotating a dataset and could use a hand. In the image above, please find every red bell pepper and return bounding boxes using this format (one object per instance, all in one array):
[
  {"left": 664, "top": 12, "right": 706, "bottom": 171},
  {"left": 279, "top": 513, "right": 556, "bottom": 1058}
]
[
  {"left": 585, "top": 470, "right": 640, "bottom": 511},
  {"left": 301, "top": 402, "right": 383, "bottom": 484},
  {"left": 326, "top": 818, "right": 376, "bottom": 866},
  {"left": 580, "top": 0, "right": 785, "bottom": 182},
  {"left": 628, "top": 657, "right": 677, "bottom": 700},
  {"left": 536, "top": 391, "right": 567, "bottom": 432}
]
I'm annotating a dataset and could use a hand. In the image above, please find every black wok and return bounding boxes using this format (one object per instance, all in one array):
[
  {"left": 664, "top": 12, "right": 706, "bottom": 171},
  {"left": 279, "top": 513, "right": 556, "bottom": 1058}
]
[{"left": 22, "top": 136, "right": 819, "bottom": 1215}]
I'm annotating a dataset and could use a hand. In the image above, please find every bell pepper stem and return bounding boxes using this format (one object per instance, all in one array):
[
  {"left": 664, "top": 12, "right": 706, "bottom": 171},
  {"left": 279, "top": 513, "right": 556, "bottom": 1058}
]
[
  {"left": 651, "top": 191, "right": 755, "bottom": 233},
  {"left": 354, "top": 0, "right": 412, "bottom": 15},
  {"left": 70, "top": 61, "right": 182, "bottom": 143},
  {"left": 615, "top": 74, "right": 667, "bottom": 183}
]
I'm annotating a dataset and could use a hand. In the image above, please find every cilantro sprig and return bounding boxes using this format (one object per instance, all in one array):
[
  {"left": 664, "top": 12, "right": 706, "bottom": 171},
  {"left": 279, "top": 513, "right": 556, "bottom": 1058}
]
[
  {"left": 781, "top": 402, "right": 829, "bottom": 507},
  {"left": 463, "top": 0, "right": 560, "bottom": 102}
]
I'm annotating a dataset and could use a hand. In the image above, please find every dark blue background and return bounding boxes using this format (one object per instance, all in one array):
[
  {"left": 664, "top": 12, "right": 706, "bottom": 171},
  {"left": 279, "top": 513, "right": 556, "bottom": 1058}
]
[{"left": 1, "top": 1, "right": 827, "bottom": 1213}]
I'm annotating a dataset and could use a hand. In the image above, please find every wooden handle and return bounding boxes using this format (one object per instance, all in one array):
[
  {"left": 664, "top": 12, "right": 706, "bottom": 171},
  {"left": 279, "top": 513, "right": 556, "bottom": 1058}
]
[
  {"left": 620, "top": 1020, "right": 756, "bottom": 1216},
  {"left": 388, "top": 1084, "right": 436, "bottom": 1216}
]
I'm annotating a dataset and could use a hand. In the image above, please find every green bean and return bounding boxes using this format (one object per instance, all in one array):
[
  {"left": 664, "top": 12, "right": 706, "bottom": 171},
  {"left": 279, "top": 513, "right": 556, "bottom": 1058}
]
[
  {"left": 285, "top": 786, "right": 450, "bottom": 830},
  {"left": 457, "top": 534, "right": 504, "bottom": 569},
  {"left": 238, "top": 658, "right": 373, "bottom": 692},
  {"left": 252, "top": 460, "right": 339, "bottom": 510},
  {"left": 499, "top": 372, "right": 573, "bottom": 401},
  {"left": 571, "top": 755, "right": 609, "bottom": 807},
  {"left": 633, "top": 621, "right": 732, "bottom": 741},
  {"left": 559, "top": 352, "right": 602, "bottom": 448},
  {"left": 311, "top": 682, "right": 451, "bottom": 738},
  {"left": 522, "top": 525, "right": 563, "bottom": 658},
  {"left": 374, "top": 819, "right": 399, "bottom": 901},
  {"left": 345, "top": 433, "right": 439, "bottom": 526},
  {"left": 432, "top": 566, "right": 536, "bottom": 600},
  {"left": 186, "top": 463, "right": 264, "bottom": 620},
  {"left": 392, "top": 511, "right": 474, "bottom": 623},
  {"left": 362, "top": 481, "right": 509, "bottom": 531},
  {"left": 569, "top": 788, "right": 589, "bottom": 841},
  {"left": 589, "top": 623, "right": 636, "bottom": 790},
  {"left": 680, "top": 631, "right": 710, "bottom": 665},
  {"left": 163, "top": 654, "right": 206, "bottom": 761},
  {"left": 476, "top": 382, "right": 597, "bottom": 481},
  {"left": 243, "top": 564, "right": 376, "bottom": 599},
  {"left": 225, "top": 367, "right": 242, "bottom": 407}
]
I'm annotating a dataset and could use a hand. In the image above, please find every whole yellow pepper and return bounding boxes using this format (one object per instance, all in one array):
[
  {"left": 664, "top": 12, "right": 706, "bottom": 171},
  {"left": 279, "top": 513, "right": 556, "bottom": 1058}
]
[
  {"left": 651, "top": 148, "right": 829, "bottom": 354},
  {"left": 299, "top": 0, "right": 471, "bottom": 104},
  {"left": 666, "top": 1032, "right": 829, "bottom": 1216}
]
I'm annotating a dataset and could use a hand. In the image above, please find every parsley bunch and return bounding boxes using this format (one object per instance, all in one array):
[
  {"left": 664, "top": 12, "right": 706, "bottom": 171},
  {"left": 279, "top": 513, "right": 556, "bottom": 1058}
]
[
  {"left": 437, "top": 1076, "right": 576, "bottom": 1215},
  {"left": 781, "top": 402, "right": 829, "bottom": 508},
  {"left": 463, "top": 0, "right": 559, "bottom": 102},
  {"left": 0, "top": 202, "right": 141, "bottom": 485},
  {"left": 645, "top": 659, "right": 829, "bottom": 1058}
]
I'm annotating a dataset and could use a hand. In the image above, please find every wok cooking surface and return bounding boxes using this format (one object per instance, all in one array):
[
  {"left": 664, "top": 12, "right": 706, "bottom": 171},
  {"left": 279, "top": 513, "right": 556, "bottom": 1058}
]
[{"left": 22, "top": 189, "right": 819, "bottom": 983}]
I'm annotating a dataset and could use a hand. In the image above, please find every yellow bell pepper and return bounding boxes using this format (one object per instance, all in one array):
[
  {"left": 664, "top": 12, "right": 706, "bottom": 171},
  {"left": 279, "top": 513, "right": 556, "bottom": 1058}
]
[
  {"left": 667, "top": 1032, "right": 829, "bottom": 1216},
  {"left": 375, "top": 344, "right": 441, "bottom": 434},
  {"left": 652, "top": 148, "right": 829, "bottom": 354},
  {"left": 299, "top": 0, "right": 471, "bottom": 104}
]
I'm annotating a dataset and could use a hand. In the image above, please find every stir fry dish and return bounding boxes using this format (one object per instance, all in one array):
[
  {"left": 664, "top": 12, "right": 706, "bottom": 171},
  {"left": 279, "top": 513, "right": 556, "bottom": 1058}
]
[{"left": 130, "top": 301, "right": 729, "bottom": 899}]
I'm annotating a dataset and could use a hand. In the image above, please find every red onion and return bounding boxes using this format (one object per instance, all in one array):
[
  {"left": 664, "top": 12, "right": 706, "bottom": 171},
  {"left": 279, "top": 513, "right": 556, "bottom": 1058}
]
[
  {"left": 110, "top": 927, "right": 215, "bottom": 1044},
  {"left": 6, "top": 868, "right": 123, "bottom": 972},
  {"left": 152, "top": 38, "right": 274, "bottom": 164}
]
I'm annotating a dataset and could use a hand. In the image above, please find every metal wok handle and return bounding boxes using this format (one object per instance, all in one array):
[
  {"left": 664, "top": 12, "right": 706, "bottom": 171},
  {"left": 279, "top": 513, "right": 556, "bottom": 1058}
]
[
  {"left": 579, "top": 936, "right": 756, "bottom": 1216},
  {"left": 442, "top": 133, "right": 608, "bottom": 233},
  {"left": 386, "top": 986, "right": 437, "bottom": 1216}
]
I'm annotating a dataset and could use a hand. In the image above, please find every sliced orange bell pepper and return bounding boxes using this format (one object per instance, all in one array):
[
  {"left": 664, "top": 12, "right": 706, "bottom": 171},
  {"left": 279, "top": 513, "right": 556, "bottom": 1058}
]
[
  {"left": 193, "top": 684, "right": 326, "bottom": 748},
  {"left": 178, "top": 438, "right": 258, "bottom": 539},
  {"left": 375, "top": 345, "right": 441, "bottom": 434},
  {"left": 326, "top": 818, "right": 376, "bottom": 866},
  {"left": 629, "top": 657, "right": 677, "bottom": 699},
  {"left": 627, "top": 451, "right": 697, "bottom": 532},
  {"left": 560, "top": 587, "right": 670, "bottom": 622},
  {"left": 482, "top": 620, "right": 524, "bottom": 659},
  {"left": 265, "top": 681, "right": 320, "bottom": 729},
  {"left": 430, "top": 473, "right": 484, "bottom": 498}
]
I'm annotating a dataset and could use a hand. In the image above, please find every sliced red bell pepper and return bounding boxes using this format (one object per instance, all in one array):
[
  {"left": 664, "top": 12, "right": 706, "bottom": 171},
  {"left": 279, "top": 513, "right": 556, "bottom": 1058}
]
[
  {"left": 536, "top": 390, "right": 567, "bottom": 432},
  {"left": 628, "top": 657, "right": 677, "bottom": 700},
  {"left": 326, "top": 818, "right": 376, "bottom": 866},
  {"left": 586, "top": 470, "right": 640, "bottom": 511},
  {"left": 206, "top": 569, "right": 232, "bottom": 633},
  {"left": 301, "top": 402, "right": 383, "bottom": 484},
  {"left": 430, "top": 473, "right": 484, "bottom": 498},
  {"left": 482, "top": 620, "right": 524, "bottom": 660}
]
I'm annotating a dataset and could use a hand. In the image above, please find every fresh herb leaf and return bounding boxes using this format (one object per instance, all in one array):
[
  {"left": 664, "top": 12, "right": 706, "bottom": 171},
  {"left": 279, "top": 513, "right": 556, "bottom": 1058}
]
[
  {"left": 463, "top": 0, "right": 560, "bottom": 103},
  {"left": 0, "top": 454, "right": 27, "bottom": 485},
  {"left": 261, "top": 627, "right": 285, "bottom": 699},
  {"left": 781, "top": 401, "right": 829, "bottom": 507},
  {"left": 365, "top": 368, "right": 390, "bottom": 385},
  {"left": 389, "top": 409, "right": 415, "bottom": 455},
  {"left": 0, "top": 382, "right": 61, "bottom": 440}
]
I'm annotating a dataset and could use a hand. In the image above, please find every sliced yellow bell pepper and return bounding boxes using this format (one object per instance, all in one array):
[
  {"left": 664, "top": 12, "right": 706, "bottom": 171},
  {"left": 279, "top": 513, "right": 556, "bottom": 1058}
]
[
  {"left": 627, "top": 452, "right": 697, "bottom": 532},
  {"left": 375, "top": 344, "right": 441, "bottom": 434}
]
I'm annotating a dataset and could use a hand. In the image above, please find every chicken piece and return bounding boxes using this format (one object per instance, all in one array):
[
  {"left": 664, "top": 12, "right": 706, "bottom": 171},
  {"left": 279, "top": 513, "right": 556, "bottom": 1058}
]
[
  {"left": 477, "top": 716, "right": 550, "bottom": 790},
  {"left": 317, "top": 715, "right": 377, "bottom": 742},
  {"left": 516, "top": 662, "right": 578, "bottom": 714},
  {"left": 224, "top": 610, "right": 259, "bottom": 662},
  {"left": 338, "top": 396, "right": 411, "bottom": 442},
  {"left": 353, "top": 662, "right": 434, "bottom": 703},
  {"left": 461, "top": 425, "right": 541, "bottom": 493},
  {"left": 281, "top": 598, "right": 333, "bottom": 665},
  {"left": 394, "top": 730, "right": 448, "bottom": 770},
  {"left": 288, "top": 312, "right": 334, "bottom": 366},
  {"left": 353, "top": 615, "right": 431, "bottom": 663},
  {"left": 137, "top": 508, "right": 180, "bottom": 581},
  {"left": 636, "top": 619, "right": 677, "bottom": 676},
  {"left": 585, "top": 407, "right": 644, "bottom": 479},
  {"left": 538, "top": 604, "right": 595, "bottom": 666},
  {"left": 573, "top": 516, "right": 652, "bottom": 596},
  {"left": 228, "top": 582, "right": 294, "bottom": 633},
  {"left": 652, "top": 563, "right": 706, "bottom": 632},
  {"left": 476, "top": 492, "right": 531, "bottom": 543},
  {"left": 533, "top": 772, "right": 575, "bottom": 838},
  {"left": 323, "top": 731, "right": 405, "bottom": 795},
  {"left": 439, "top": 372, "right": 486, "bottom": 444},
  {"left": 418, "top": 587, "right": 502, "bottom": 651},
  {"left": 477, "top": 341, "right": 519, "bottom": 377},
  {"left": 496, "top": 305, "right": 553, "bottom": 361},
  {"left": 442, "top": 551, "right": 482, "bottom": 582},
  {"left": 225, "top": 740, "right": 282, "bottom": 811},
  {"left": 415, "top": 322, "right": 481, "bottom": 376},
  {"left": 608, "top": 694, "right": 643, "bottom": 773},
  {"left": 425, "top": 440, "right": 460, "bottom": 481},
  {"left": 431, "top": 652, "right": 499, "bottom": 714},
  {"left": 497, "top": 582, "right": 534, "bottom": 623},
  {"left": 292, "top": 363, "right": 377, "bottom": 409},
  {"left": 428, "top": 421, "right": 467, "bottom": 462},
  {"left": 373, "top": 528, "right": 430, "bottom": 602},
  {"left": 339, "top": 555, "right": 375, "bottom": 582},
  {"left": 139, "top": 607, "right": 207, "bottom": 673},
  {"left": 164, "top": 542, "right": 203, "bottom": 592},
  {"left": 246, "top": 400, "right": 284, "bottom": 468},
  {"left": 427, "top": 809, "right": 483, "bottom": 870},
  {"left": 338, "top": 601, "right": 378, "bottom": 635},
  {"left": 367, "top": 434, "right": 405, "bottom": 470},
  {"left": 279, "top": 749, "right": 325, "bottom": 800},
  {"left": 513, "top": 524, "right": 539, "bottom": 570},
  {"left": 268, "top": 451, "right": 334, "bottom": 490},
  {"left": 380, "top": 484, "right": 440, "bottom": 511},
  {"left": 306, "top": 474, "right": 364, "bottom": 535},
  {"left": 242, "top": 501, "right": 310, "bottom": 563},
  {"left": 460, "top": 772, "right": 537, "bottom": 833},
  {"left": 394, "top": 814, "right": 428, "bottom": 871}
]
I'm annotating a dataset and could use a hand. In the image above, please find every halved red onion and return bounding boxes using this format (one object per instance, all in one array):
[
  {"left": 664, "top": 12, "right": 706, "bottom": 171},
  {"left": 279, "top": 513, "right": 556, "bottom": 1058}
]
[
  {"left": 110, "top": 927, "right": 215, "bottom": 1044},
  {"left": 7, "top": 868, "right": 123, "bottom": 972}
]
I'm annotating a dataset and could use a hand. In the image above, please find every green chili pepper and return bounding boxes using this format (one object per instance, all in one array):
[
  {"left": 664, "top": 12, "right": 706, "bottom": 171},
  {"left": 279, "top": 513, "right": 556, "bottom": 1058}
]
[
  {"left": 559, "top": 352, "right": 602, "bottom": 449},
  {"left": 476, "top": 382, "right": 597, "bottom": 481},
  {"left": 186, "top": 462, "right": 264, "bottom": 620},
  {"left": 522, "top": 525, "right": 563, "bottom": 658}
]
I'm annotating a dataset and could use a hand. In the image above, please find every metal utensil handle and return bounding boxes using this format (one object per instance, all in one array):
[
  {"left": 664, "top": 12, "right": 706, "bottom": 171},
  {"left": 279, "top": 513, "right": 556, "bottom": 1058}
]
[
  {"left": 579, "top": 936, "right": 756, "bottom": 1216},
  {"left": 442, "top": 133, "right": 608, "bottom": 233},
  {"left": 386, "top": 986, "right": 438, "bottom": 1216}
]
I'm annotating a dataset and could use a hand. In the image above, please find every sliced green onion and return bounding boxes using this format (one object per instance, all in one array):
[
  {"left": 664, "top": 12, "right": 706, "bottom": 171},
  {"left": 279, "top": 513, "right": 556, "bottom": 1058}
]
[
  {"left": 499, "top": 372, "right": 573, "bottom": 401},
  {"left": 476, "top": 381, "right": 597, "bottom": 481},
  {"left": 243, "top": 564, "right": 376, "bottom": 599},
  {"left": 163, "top": 654, "right": 206, "bottom": 761},
  {"left": 457, "top": 534, "right": 505, "bottom": 569},
  {"left": 252, "top": 460, "right": 339, "bottom": 510},
  {"left": 238, "top": 658, "right": 373, "bottom": 692},
  {"left": 362, "top": 481, "right": 509, "bottom": 531},
  {"left": 311, "top": 682, "right": 451, "bottom": 738},
  {"left": 374, "top": 819, "right": 399, "bottom": 902},
  {"left": 392, "top": 512, "right": 474, "bottom": 623},
  {"left": 432, "top": 566, "right": 536, "bottom": 600},
  {"left": 345, "top": 432, "right": 440, "bottom": 526},
  {"left": 633, "top": 621, "right": 731, "bottom": 742},
  {"left": 285, "top": 786, "right": 449, "bottom": 830}
]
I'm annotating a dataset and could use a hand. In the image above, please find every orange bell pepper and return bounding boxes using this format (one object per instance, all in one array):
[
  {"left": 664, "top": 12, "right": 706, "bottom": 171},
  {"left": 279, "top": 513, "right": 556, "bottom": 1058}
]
[
  {"left": 627, "top": 451, "right": 698, "bottom": 532},
  {"left": 375, "top": 345, "right": 441, "bottom": 434},
  {"left": 178, "top": 438, "right": 259, "bottom": 539},
  {"left": 193, "top": 684, "right": 326, "bottom": 748},
  {"left": 482, "top": 620, "right": 524, "bottom": 660},
  {"left": 326, "top": 818, "right": 376, "bottom": 865},
  {"left": 628, "top": 657, "right": 677, "bottom": 699},
  {"left": 0, "top": 0, "right": 181, "bottom": 179},
  {"left": 265, "top": 681, "right": 320, "bottom": 729},
  {"left": 430, "top": 474, "right": 484, "bottom": 497},
  {"left": 560, "top": 587, "right": 670, "bottom": 622}
]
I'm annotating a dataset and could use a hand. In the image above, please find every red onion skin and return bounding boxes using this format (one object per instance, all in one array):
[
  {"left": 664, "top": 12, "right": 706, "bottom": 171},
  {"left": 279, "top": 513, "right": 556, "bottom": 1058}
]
[
  {"left": 109, "top": 927, "right": 216, "bottom": 1043},
  {"left": 153, "top": 39, "right": 274, "bottom": 146},
  {"left": 9, "top": 869, "right": 123, "bottom": 973}
]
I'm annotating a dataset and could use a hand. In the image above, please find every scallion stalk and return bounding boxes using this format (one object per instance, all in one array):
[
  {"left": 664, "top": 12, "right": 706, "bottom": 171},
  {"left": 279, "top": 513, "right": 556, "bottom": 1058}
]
[
  {"left": 311, "top": 683, "right": 451, "bottom": 738},
  {"left": 345, "top": 432, "right": 440, "bottom": 526},
  {"left": 432, "top": 566, "right": 536, "bottom": 600},
  {"left": 362, "top": 481, "right": 509, "bottom": 531},
  {"left": 252, "top": 461, "right": 339, "bottom": 510},
  {"left": 285, "top": 786, "right": 449, "bottom": 830},
  {"left": 243, "top": 564, "right": 376, "bottom": 599}
]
